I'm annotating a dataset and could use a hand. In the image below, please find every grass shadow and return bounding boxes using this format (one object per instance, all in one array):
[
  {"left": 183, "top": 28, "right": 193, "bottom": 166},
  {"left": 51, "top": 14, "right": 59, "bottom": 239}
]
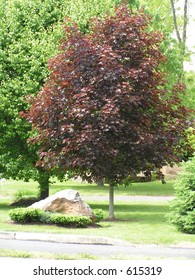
[
  {"left": 0, "top": 202, "right": 14, "bottom": 211},
  {"left": 90, "top": 202, "right": 169, "bottom": 224}
]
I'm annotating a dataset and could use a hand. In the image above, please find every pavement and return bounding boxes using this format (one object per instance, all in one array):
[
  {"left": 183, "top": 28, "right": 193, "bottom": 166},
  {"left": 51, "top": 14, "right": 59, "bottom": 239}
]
[
  {"left": 1, "top": 238, "right": 195, "bottom": 259},
  {"left": 1, "top": 230, "right": 195, "bottom": 260},
  {"left": 1, "top": 230, "right": 195, "bottom": 250},
  {"left": 0, "top": 230, "right": 129, "bottom": 246}
]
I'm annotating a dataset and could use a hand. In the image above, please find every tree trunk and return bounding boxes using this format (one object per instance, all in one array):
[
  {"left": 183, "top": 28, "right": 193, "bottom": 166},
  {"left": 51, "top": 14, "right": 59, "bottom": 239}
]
[
  {"left": 97, "top": 179, "right": 104, "bottom": 187},
  {"left": 37, "top": 168, "right": 50, "bottom": 199},
  {"left": 170, "top": 0, "right": 189, "bottom": 71},
  {"left": 170, "top": 0, "right": 182, "bottom": 44},
  {"left": 182, "top": 0, "right": 188, "bottom": 55},
  {"left": 109, "top": 184, "right": 115, "bottom": 220}
]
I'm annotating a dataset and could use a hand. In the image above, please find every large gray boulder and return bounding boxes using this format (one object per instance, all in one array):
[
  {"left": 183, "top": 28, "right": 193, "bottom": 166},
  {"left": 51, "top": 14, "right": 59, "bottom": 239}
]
[{"left": 29, "top": 189, "right": 95, "bottom": 219}]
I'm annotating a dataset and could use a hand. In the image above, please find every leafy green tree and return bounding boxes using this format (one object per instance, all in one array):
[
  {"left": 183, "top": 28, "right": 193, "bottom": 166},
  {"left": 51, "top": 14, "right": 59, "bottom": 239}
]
[
  {"left": 0, "top": 0, "right": 117, "bottom": 198},
  {"left": 170, "top": 0, "right": 189, "bottom": 66},
  {"left": 25, "top": 6, "right": 191, "bottom": 219},
  {"left": 135, "top": 0, "right": 195, "bottom": 153},
  {"left": 128, "top": 0, "right": 194, "bottom": 110},
  {"left": 184, "top": 71, "right": 195, "bottom": 109}
]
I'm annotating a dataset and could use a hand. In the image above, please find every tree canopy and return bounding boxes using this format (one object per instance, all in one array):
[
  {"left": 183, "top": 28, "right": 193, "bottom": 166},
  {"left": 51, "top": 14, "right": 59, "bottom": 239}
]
[
  {"left": 25, "top": 5, "right": 192, "bottom": 218},
  {"left": 0, "top": 0, "right": 193, "bottom": 204},
  {"left": 0, "top": 0, "right": 118, "bottom": 197}
]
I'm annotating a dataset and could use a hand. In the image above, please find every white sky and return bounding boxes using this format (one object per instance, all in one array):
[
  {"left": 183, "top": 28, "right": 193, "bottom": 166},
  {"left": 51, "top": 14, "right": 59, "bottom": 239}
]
[{"left": 183, "top": 0, "right": 195, "bottom": 71}]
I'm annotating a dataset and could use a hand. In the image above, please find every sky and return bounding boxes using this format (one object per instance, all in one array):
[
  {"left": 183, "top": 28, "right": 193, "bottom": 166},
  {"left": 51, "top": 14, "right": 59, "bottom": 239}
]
[{"left": 182, "top": 0, "right": 195, "bottom": 71}]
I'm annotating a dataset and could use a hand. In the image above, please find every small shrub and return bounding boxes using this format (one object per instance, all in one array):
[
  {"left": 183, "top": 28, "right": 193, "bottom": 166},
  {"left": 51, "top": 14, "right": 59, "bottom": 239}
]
[
  {"left": 168, "top": 155, "right": 195, "bottom": 233},
  {"left": 39, "top": 211, "right": 52, "bottom": 224},
  {"left": 93, "top": 209, "right": 105, "bottom": 223},
  {"left": 50, "top": 214, "right": 92, "bottom": 227},
  {"left": 14, "top": 189, "right": 38, "bottom": 201},
  {"left": 9, "top": 208, "right": 43, "bottom": 223},
  {"left": 11, "top": 189, "right": 39, "bottom": 207}
]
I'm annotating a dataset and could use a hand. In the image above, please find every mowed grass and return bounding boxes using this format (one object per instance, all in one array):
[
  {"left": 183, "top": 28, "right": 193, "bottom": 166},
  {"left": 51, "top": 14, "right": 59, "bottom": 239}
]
[
  {"left": 0, "top": 178, "right": 175, "bottom": 198},
  {"left": 51, "top": 180, "right": 175, "bottom": 196},
  {"left": 0, "top": 179, "right": 195, "bottom": 245}
]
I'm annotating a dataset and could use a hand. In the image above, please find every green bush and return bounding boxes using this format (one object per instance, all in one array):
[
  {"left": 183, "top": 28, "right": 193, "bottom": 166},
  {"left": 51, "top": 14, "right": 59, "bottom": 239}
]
[
  {"left": 9, "top": 208, "right": 43, "bottom": 223},
  {"left": 39, "top": 211, "right": 52, "bottom": 224},
  {"left": 9, "top": 207, "right": 93, "bottom": 227},
  {"left": 93, "top": 209, "right": 105, "bottom": 223},
  {"left": 182, "top": 210, "right": 195, "bottom": 234},
  {"left": 14, "top": 189, "right": 39, "bottom": 201},
  {"left": 168, "top": 155, "right": 195, "bottom": 233},
  {"left": 50, "top": 213, "right": 92, "bottom": 227}
]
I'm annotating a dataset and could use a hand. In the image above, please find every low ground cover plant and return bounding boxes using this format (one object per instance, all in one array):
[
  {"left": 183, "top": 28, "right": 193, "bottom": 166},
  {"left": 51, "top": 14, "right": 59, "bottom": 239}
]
[{"left": 9, "top": 207, "right": 104, "bottom": 227}]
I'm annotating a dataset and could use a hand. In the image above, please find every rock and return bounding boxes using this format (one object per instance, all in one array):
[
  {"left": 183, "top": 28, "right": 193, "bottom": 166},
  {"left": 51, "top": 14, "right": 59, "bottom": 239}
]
[
  {"left": 29, "top": 189, "right": 95, "bottom": 220},
  {"left": 161, "top": 165, "right": 181, "bottom": 180}
]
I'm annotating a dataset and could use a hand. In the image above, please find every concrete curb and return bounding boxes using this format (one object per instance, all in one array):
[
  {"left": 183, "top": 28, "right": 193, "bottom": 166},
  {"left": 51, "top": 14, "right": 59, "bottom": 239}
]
[
  {"left": 0, "top": 231, "right": 128, "bottom": 246},
  {"left": 1, "top": 231, "right": 195, "bottom": 249}
]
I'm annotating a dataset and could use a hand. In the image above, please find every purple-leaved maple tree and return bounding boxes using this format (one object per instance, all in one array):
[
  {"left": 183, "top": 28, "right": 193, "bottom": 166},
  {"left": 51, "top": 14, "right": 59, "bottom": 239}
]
[{"left": 25, "top": 5, "right": 191, "bottom": 219}]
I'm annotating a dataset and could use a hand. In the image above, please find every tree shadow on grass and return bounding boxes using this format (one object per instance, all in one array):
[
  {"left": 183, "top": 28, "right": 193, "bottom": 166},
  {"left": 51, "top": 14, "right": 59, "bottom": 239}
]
[
  {"left": 0, "top": 202, "right": 14, "bottom": 211},
  {"left": 90, "top": 203, "right": 169, "bottom": 224}
]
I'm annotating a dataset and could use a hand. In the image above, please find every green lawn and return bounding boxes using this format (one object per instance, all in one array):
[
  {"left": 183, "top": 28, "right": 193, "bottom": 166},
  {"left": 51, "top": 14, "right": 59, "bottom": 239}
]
[
  {"left": 0, "top": 179, "right": 195, "bottom": 247},
  {"left": 0, "top": 178, "right": 175, "bottom": 198},
  {"left": 51, "top": 180, "right": 175, "bottom": 196}
]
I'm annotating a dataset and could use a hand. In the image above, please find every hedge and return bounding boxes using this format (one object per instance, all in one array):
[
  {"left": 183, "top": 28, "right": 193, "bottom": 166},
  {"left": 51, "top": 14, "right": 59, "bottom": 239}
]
[{"left": 9, "top": 207, "right": 105, "bottom": 227}]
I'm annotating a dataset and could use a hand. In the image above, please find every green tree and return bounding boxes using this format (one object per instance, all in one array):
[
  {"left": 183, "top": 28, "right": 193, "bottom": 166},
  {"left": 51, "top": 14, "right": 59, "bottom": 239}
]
[
  {"left": 170, "top": 0, "right": 189, "bottom": 67},
  {"left": 139, "top": 0, "right": 190, "bottom": 82},
  {"left": 128, "top": 0, "right": 194, "bottom": 108},
  {"left": 0, "top": 0, "right": 117, "bottom": 198}
]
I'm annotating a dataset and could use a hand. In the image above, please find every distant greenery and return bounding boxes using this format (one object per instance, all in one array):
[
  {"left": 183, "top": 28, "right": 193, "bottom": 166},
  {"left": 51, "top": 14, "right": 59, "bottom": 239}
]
[
  {"left": 184, "top": 72, "right": 195, "bottom": 109},
  {"left": 14, "top": 189, "right": 39, "bottom": 201}
]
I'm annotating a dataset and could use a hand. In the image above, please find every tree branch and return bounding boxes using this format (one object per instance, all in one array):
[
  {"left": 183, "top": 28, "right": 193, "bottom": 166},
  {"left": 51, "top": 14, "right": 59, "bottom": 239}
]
[
  {"left": 182, "top": 0, "right": 188, "bottom": 54},
  {"left": 170, "top": 0, "right": 182, "bottom": 44}
]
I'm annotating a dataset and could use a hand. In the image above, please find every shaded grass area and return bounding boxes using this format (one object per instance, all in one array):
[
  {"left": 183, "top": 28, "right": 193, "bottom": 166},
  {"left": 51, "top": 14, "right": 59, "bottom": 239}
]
[{"left": 94, "top": 202, "right": 168, "bottom": 223}]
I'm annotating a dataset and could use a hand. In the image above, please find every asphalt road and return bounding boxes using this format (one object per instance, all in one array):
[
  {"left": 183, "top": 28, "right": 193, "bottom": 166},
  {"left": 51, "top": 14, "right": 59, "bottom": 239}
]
[{"left": 0, "top": 238, "right": 195, "bottom": 259}]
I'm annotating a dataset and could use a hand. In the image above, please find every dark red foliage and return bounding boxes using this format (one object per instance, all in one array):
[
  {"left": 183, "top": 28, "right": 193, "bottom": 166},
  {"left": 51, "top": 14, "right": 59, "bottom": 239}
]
[{"left": 25, "top": 5, "right": 191, "bottom": 184}]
